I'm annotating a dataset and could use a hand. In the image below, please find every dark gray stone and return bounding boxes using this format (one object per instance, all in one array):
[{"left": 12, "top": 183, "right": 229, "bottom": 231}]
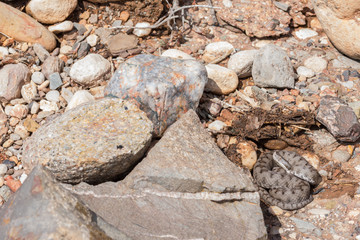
[
  {"left": 316, "top": 95, "right": 360, "bottom": 142},
  {"left": 252, "top": 44, "right": 295, "bottom": 88},
  {"left": 104, "top": 54, "right": 208, "bottom": 136},
  {"left": 0, "top": 166, "right": 130, "bottom": 239}
]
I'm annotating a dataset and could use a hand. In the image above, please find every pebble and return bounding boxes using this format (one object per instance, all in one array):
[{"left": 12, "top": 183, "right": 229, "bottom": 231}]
[
  {"left": 89, "top": 14, "right": 98, "bottom": 24},
  {"left": 4, "top": 176, "right": 21, "bottom": 192},
  {"left": 307, "top": 209, "right": 331, "bottom": 216},
  {"left": 37, "top": 111, "right": 54, "bottom": 119},
  {"left": 161, "top": 49, "right": 194, "bottom": 60},
  {"left": 23, "top": 118, "right": 40, "bottom": 133},
  {"left": 236, "top": 141, "right": 257, "bottom": 169},
  {"left": 66, "top": 90, "right": 94, "bottom": 111},
  {"left": 208, "top": 120, "right": 228, "bottom": 131},
  {"left": 61, "top": 87, "right": 73, "bottom": 103},
  {"left": 0, "top": 185, "right": 11, "bottom": 201},
  {"left": 31, "top": 71, "right": 45, "bottom": 85},
  {"left": 112, "top": 20, "right": 123, "bottom": 28},
  {"left": 0, "top": 46, "right": 9, "bottom": 58},
  {"left": 76, "top": 42, "right": 90, "bottom": 58},
  {"left": 30, "top": 101, "right": 40, "bottom": 114},
  {"left": 202, "top": 41, "right": 235, "bottom": 63},
  {"left": 10, "top": 134, "right": 21, "bottom": 141},
  {"left": 14, "top": 125, "right": 29, "bottom": 139},
  {"left": 60, "top": 45, "right": 73, "bottom": 55},
  {"left": 8, "top": 104, "right": 28, "bottom": 119},
  {"left": 273, "top": 1, "right": 290, "bottom": 11},
  {"left": 0, "top": 177, "right": 3, "bottom": 187},
  {"left": 205, "top": 64, "right": 238, "bottom": 95},
  {"left": 2, "top": 160, "right": 15, "bottom": 169},
  {"left": 304, "top": 56, "right": 328, "bottom": 73},
  {"left": 46, "top": 90, "right": 60, "bottom": 102},
  {"left": 26, "top": 0, "right": 77, "bottom": 24},
  {"left": 3, "top": 139, "right": 14, "bottom": 148},
  {"left": 290, "top": 217, "right": 322, "bottom": 236},
  {"left": 0, "top": 63, "right": 30, "bottom": 102},
  {"left": 0, "top": 164, "right": 7, "bottom": 176},
  {"left": 89, "top": 86, "right": 105, "bottom": 99},
  {"left": 19, "top": 173, "right": 28, "bottom": 184},
  {"left": 21, "top": 82, "right": 38, "bottom": 103},
  {"left": 33, "top": 43, "right": 50, "bottom": 62},
  {"left": 133, "top": 22, "right": 152, "bottom": 37},
  {"left": 40, "top": 99, "right": 59, "bottom": 112},
  {"left": 70, "top": 54, "right": 111, "bottom": 86},
  {"left": 295, "top": 28, "right": 318, "bottom": 39},
  {"left": 48, "top": 20, "right": 74, "bottom": 33},
  {"left": 296, "top": 66, "right": 315, "bottom": 78},
  {"left": 332, "top": 149, "right": 351, "bottom": 162},
  {"left": 41, "top": 56, "right": 63, "bottom": 79},
  {"left": 49, "top": 72, "right": 63, "bottom": 90},
  {"left": 227, "top": 50, "right": 258, "bottom": 78},
  {"left": 86, "top": 34, "right": 98, "bottom": 47}
]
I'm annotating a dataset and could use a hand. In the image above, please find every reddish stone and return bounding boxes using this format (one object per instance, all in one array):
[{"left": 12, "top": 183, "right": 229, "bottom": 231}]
[{"left": 5, "top": 176, "right": 21, "bottom": 192}]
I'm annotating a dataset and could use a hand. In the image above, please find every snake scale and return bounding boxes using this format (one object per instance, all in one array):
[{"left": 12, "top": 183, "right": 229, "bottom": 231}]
[{"left": 253, "top": 150, "right": 322, "bottom": 210}]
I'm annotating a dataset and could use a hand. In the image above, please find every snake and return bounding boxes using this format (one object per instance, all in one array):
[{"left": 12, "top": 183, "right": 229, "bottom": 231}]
[{"left": 253, "top": 150, "right": 322, "bottom": 210}]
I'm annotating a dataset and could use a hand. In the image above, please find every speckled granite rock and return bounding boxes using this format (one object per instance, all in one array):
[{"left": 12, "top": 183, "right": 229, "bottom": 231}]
[
  {"left": 252, "top": 44, "right": 295, "bottom": 88},
  {"left": 64, "top": 110, "right": 266, "bottom": 240},
  {"left": 104, "top": 54, "right": 207, "bottom": 137},
  {"left": 0, "top": 166, "right": 131, "bottom": 240},
  {"left": 22, "top": 98, "right": 153, "bottom": 184},
  {"left": 316, "top": 95, "right": 360, "bottom": 142}
]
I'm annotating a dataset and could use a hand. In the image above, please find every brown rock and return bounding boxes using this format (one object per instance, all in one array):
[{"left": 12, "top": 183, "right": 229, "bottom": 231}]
[
  {"left": 0, "top": 2, "right": 56, "bottom": 51},
  {"left": 312, "top": 0, "right": 360, "bottom": 59},
  {"left": 41, "top": 56, "right": 64, "bottom": 79},
  {"left": 107, "top": 33, "right": 138, "bottom": 56},
  {"left": 0, "top": 63, "right": 30, "bottom": 102},
  {"left": 23, "top": 118, "right": 40, "bottom": 132}
]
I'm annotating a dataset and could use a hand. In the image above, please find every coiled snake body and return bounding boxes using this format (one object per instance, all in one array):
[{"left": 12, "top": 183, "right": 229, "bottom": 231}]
[{"left": 253, "top": 150, "right": 322, "bottom": 210}]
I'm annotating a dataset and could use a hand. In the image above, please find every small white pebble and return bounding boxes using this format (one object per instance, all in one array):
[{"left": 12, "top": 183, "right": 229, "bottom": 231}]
[
  {"left": 133, "top": 22, "right": 152, "bottom": 37},
  {"left": 19, "top": 173, "right": 28, "bottom": 184},
  {"left": 0, "top": 164, "right": 7, "bottom": 176}
]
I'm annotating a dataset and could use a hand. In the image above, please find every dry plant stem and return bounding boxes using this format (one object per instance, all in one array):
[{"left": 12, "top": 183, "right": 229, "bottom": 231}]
[
  {"left": 110, "top": 2, "right": 219, "bottom": 30},
  {"left": 0, "top": 32, "right": 10, "bottom": 38}
]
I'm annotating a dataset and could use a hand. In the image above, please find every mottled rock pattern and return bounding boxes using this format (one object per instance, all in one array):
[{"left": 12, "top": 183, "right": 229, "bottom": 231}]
[
  {"left": 22, "top": 98, "right": 153, "bottom": 184},
  {"left": 316, "top": 95, "right": 360, "bottom": 142},
  {"left": 41, "top": 56, "right": 64, "bottom": 79},
  {"left": 0, "top": 166, "right": 130, "bottom": 240},
  {"left": 252, "top": 44, "right": 295, "bottom": 88},
  {"left": 105, "top": 54, "right": 207, "bottom": 136},
  {"left": 0, "top": 63, "right": 30, "bottom": 102}
]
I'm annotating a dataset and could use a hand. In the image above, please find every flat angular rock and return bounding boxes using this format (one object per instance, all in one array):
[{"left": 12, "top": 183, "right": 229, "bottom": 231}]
[
  {"left": 65, "top": 110, "right": 266, "bottom": 240},
  {"left": 0, "top": 166, "right": 130, "bottom": 240},
  {"left": 123, "top": 110, "right": 256, "bottom": 193},
  {"left": 0, "top": 2, "right": 56, "bottom": 51},
  {"left": 105, "top": 54, "right": 207, "bottom": 136},
  {"left": 22, "top": 98, "right": 153, "bottom": 184},
  {"left": 252, "top": 44, "right": 295, "bottom": 88},
  {"left": 108, "top": 33, "right": 138, "bottom": 56},
  {"left": 316, "top": 95, "right": 360, "bottom": 142},
  {"left": 0, "top": 63, "right": 30, "bottom": 102},
  {"left": 41, "top": 56, "right": 64, "bottom": 79}
]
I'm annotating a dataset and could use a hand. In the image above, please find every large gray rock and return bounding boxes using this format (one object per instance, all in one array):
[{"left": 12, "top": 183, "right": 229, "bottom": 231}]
[
  {"left": 316, "top": 95, "right": 360, "bottom": 142},
  {"left": 0, "top": 166, "right": 131, "bottom": 240},
  {"left": 65, "top": 110, "right": 267, "bottom": 240},
  {"left": 0, "top": 63, "right": 30, "bottom": 102},
  {"left": 22, "top": 98, "right": 153, "bottom": 184},
  {"left": 105, "top": 54, "right": 208, "bottom": 137},
  {"left": 252, "top": 44, "right": 295, "bottom": 88}
]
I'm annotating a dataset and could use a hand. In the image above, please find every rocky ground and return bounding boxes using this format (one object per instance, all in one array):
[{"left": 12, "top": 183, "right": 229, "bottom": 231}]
[{"left": 0, "top": 0, "right": 360, "bottom": 239}]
